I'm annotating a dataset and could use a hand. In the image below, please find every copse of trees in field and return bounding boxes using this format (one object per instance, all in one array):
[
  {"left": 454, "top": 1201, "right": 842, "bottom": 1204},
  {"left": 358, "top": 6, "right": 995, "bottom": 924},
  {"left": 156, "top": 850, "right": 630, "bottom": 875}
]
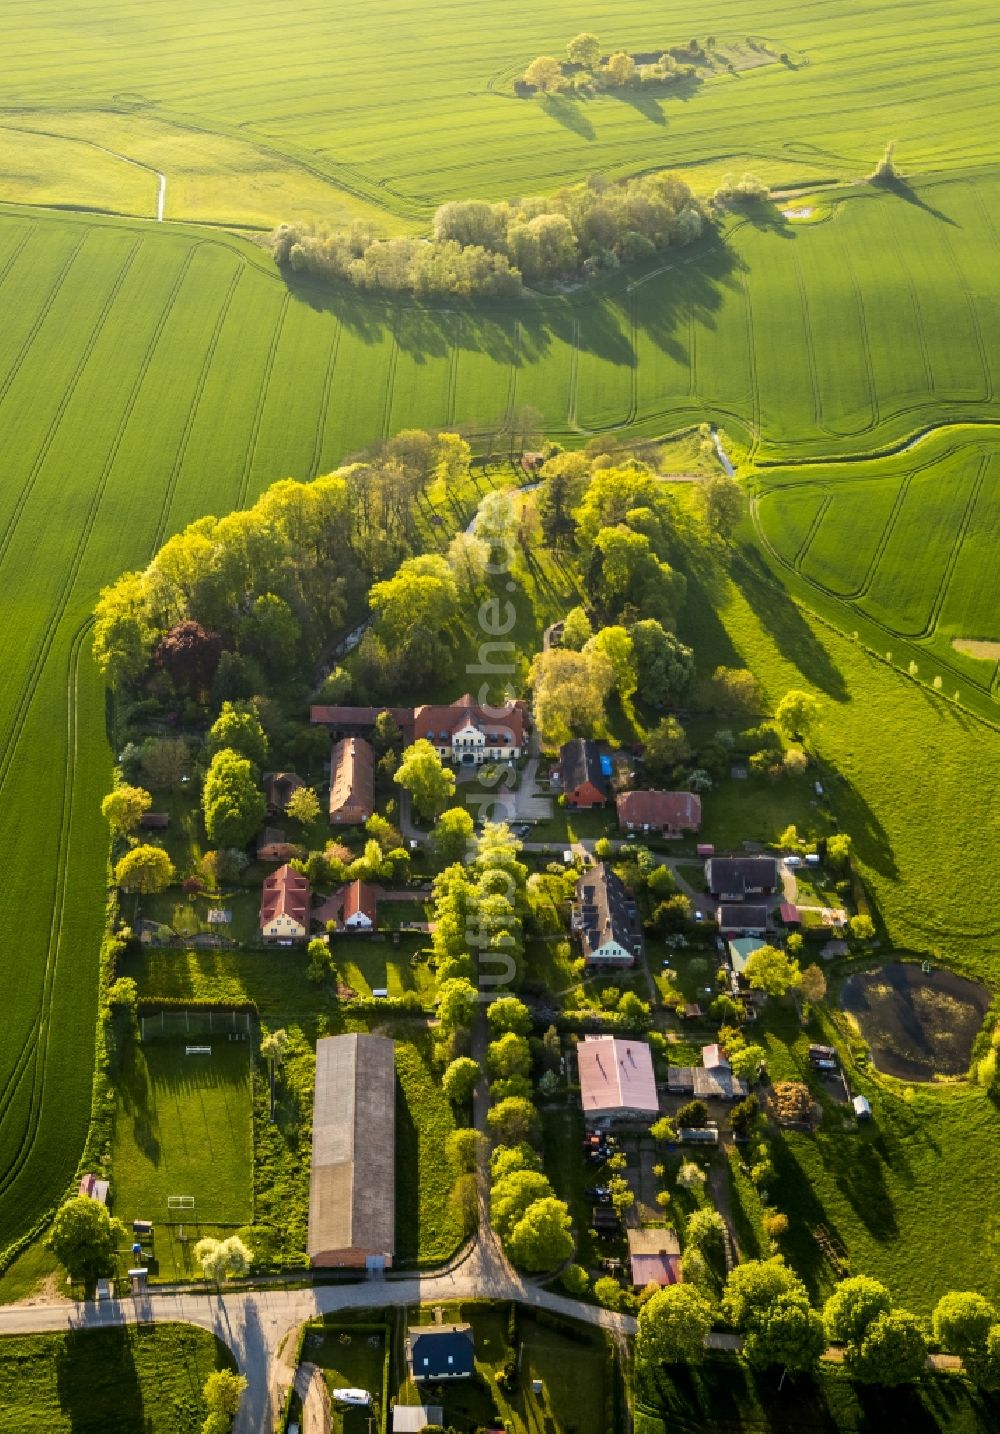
[
  {"left": 522, "top": 31, "right": 709, "bottom": 95},
  {"left": 268, "top": 169, "right": 703, "bottom": 296}
]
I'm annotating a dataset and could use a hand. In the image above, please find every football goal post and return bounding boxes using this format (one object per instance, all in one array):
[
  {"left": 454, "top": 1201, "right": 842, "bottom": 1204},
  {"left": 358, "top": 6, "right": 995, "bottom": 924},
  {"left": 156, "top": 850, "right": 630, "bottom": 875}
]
[{"left": 167, "top": 1195, "right": 195, "bottom": 1241}]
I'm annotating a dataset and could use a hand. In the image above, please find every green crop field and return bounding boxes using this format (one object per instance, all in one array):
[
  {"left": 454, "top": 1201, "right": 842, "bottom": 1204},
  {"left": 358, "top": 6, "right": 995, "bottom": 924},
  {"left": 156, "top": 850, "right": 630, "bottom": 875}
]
[
  {"left": 752, "top": 428, "right": 1000, "bottom": 712},
  {"left": 0, "top": 1323, "right": 229, "bottom": 1432},
  {"left": 2, "top": 0, "right": 1000, "bottom": 227}
]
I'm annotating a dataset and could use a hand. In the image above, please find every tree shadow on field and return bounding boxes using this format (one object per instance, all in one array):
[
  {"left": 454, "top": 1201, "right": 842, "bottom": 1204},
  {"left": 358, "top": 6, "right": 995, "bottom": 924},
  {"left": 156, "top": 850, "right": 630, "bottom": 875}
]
[
  {"left": 825, "top": 763, "right": 898, "bottom": 881},
  {"left": 276, "top": 220, "right": 743, "bottom": 379},
  {"left": 873, "top": 175, "right": 959, "bottom": 227},
  {"left": 118, "top": 1038, "right": 161, "bottom": 1167},
  {"left": 609, "top": 87, "right": 668, "bottom": 126},
  {"left": 730, "top": 552, "right": 850, "bottom": 702},
  {"left": 57, "top": 1327, "right": 146, "bottom": 1429},
  {"left": 540, "top": 93, "right": 596, "bottom": 140}
]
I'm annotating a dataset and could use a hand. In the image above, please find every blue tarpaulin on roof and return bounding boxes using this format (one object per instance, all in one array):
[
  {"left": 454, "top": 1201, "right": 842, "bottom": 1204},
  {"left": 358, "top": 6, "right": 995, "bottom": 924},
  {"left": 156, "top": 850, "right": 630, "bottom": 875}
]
[{"left": 600, "top": 754, "right": 613, "bottom": 776}]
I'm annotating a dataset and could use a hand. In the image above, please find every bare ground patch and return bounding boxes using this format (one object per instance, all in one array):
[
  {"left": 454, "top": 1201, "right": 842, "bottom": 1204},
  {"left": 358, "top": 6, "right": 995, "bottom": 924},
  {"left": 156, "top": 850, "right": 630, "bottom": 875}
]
[{"left": 953, "top": 638, "right": 1000, "bottom": 660}]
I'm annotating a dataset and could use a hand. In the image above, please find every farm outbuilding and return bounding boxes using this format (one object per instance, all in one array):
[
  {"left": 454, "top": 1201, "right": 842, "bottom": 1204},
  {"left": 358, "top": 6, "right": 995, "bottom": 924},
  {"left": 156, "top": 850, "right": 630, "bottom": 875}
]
[
  {"left": 308, "top": 1033, "right": 396, "bottom": 1269},
  {"left": 578, "top": 1035, "right": 659, "bottom": 1122},
  {"left": 329, "top": 736, "right": 375, "bottom": 825},
  {"left": 627, "top": 1227, "right": 681, "bottom": 1287}
]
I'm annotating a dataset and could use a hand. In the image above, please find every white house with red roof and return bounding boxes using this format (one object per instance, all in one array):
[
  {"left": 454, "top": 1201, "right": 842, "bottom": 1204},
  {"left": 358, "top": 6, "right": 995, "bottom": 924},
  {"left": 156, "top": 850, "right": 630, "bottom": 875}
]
[
  {"left": 342, "top": 880, "right": 378, "bottom": 930},
  {"left": 260, "top": 864, "right": 311, "bottom": 942}
]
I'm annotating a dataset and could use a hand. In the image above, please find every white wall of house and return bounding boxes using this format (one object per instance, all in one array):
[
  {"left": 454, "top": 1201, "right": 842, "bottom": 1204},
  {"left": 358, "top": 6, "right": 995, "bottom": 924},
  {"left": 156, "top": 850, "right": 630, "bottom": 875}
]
[
  {"left": 263, "top": 914, "right": 306, "bottom": 939},
  {"left": 586, "top": 939, "right": 633, "bottom": 965}
]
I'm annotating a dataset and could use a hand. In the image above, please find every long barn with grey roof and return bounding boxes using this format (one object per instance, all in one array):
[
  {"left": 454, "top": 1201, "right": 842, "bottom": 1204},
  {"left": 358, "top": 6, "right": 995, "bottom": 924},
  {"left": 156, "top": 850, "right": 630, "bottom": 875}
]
[{"left": 308, "top": 1033, "right": 396, "bottom": 1269}]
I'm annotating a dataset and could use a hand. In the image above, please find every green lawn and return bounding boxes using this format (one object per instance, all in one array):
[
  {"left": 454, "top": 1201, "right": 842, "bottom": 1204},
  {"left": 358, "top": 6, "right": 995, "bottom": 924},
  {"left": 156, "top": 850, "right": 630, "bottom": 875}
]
[
  {"left": 124, "top": 939, "right": 433, "bottom": 1019},
  {"left": 111, "top": 1039, "right": 253, "bottom": 1239},
  {"left": 395, "top": 1038, "right": 466, "bottom": 1266},
  {"left": 396, "top": 1303, "right": 616, "bottom": 1434},
  {"left": 301, "top": 1320, "right": 389, "bottom": 1433},
  {"left": 0, "top": 1324, "right": 231, "bottom": 1433}
]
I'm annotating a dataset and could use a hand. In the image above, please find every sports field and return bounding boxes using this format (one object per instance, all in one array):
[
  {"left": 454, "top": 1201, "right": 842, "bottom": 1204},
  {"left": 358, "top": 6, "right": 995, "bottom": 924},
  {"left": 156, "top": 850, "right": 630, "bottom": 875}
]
[
  {"left": 2, "top": 154, "right": 1000, "bottom": 1261},
  {"left": 2, "top": 0, "right": 1000, "bottom": 225},
  {"left": 111, "top": 1040, "right": 253, "bottom": 1231}
]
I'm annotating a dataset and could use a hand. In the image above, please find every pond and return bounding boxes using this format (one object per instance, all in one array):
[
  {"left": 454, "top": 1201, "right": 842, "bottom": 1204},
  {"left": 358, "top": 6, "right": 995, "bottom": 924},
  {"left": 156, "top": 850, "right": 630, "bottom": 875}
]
[{"left": 840, "top": 961, "right": 992, "bottom": 1080}]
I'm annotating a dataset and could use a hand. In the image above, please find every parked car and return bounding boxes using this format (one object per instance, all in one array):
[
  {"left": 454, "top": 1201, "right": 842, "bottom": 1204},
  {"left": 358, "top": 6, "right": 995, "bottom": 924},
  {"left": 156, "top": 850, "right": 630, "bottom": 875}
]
[
  {"left": 585, "top": 1185, "right": 611, "bottom": 1202},
  {"left": 784, "top": 855, "right": 803, "bottom": 868}
]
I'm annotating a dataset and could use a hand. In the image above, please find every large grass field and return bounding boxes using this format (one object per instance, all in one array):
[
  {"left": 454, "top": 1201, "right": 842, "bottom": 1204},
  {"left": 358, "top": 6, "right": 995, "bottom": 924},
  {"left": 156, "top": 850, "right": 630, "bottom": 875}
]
[
  {"left": 752, "top": 428, "right": 1000, "bottom": 713},
  {"left": 0, "top": 1323, "right": 230, "bottom": 1432},
  {"left": 3, "top": 156, "right": 1000, "bottom": 1263},
  {"left": 111, "top": 1039, "right": 253, "bottom": 1227},
  {"left": 2, "top": 0, "right": 1000, "bottom": 226}
]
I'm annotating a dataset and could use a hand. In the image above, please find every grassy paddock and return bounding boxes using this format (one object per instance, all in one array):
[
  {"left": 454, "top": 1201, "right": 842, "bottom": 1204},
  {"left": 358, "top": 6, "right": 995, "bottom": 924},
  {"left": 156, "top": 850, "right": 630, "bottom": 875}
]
[{"left": 0, "top": 1323, "right": 230, "bottom": 1433}]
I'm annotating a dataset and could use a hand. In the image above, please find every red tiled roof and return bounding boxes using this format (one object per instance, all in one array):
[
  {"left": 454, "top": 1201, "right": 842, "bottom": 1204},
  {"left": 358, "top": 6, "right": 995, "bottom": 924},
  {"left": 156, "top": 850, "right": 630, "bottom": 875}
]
[
  {"left": 616, "top": 790, "right": 702, "bottom": 831},
  {"left": 344, "top": 880, "right": 377, "bottom": 924},
  {"left": 329, "top": 736, "right": 375, "bottom": 821},
  {"left": 412, "top": 693, "right": 527, "bottom": 747},
  {"left": 260, "top": 864, "right": 311, "bottom": 930},
  {"left": 310, "top": 704, "right": 412, "bottom": 730},
  {"left": 779, "top": 902, "right": 800, "bottom": 923}
]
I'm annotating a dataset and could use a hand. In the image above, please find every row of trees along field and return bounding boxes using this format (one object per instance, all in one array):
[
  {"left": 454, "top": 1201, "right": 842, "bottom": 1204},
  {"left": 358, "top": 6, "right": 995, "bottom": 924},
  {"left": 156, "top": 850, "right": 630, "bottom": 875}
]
[
  {"left": 269, "top": 169, "right": 703, "bottom": 296},
  {"left": 635, "top": 1262, "right": 1000, "bottom": 1390}
]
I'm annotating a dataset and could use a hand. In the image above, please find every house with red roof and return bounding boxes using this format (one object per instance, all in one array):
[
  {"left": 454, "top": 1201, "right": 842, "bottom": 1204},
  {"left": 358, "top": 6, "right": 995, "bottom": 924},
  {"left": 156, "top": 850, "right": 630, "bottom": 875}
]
[
  {"left": 329, "top": 736, "right": 375, "bottom": 825},
  {"left": 260, "top": 864, "right": 311, "bottom": 942},
  {"left": 312, "top": 695, "right": 527, "bottom": 768},
  {"left": 413, "top": 693, "right": 527, "bottom": 767},
  {"left": 616, "top": 789, "right": 701, "bottom": 837},
  {"left": 342, "top": 880, "right": 378, "bottom": 930}
]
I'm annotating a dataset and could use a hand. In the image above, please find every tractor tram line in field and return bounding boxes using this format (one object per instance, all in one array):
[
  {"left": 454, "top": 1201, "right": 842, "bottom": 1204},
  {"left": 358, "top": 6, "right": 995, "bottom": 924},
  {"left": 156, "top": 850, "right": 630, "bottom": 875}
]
[
  {"left": 0, "top": 618, "right": 88, "bottom": 1213},
  {"left": 0, "top": 241, "right": 198, "bottom": 800}
]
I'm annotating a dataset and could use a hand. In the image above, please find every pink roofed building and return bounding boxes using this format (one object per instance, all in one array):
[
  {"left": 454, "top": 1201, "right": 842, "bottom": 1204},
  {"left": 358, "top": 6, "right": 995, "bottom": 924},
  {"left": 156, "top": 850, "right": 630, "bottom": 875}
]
[
  {"left": 628, "top": 1228, "right": 682, "bottom": 1288},
  {"left": 577, "top": 1035, "right": 659, "bottom": 1123}
]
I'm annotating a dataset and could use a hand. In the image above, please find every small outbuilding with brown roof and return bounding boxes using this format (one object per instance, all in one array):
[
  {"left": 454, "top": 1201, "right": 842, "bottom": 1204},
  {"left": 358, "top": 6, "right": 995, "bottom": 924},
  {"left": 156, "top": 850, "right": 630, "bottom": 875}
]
[
  {"left": 329, "top": 736, "right": 375, "bottom": 825},
  {"left": 263, "top": 771, "right": 305, "bottom": 817},
  {"left": 259, "top": 863, "right": 311, "bottom": 942},
  {"left": 627, "top": 1227, "right": 681, "bottom": 1288}
]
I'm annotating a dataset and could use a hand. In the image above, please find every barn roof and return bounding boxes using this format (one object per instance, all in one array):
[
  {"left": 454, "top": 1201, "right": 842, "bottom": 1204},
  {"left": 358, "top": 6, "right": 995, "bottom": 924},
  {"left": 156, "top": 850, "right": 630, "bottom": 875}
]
[
  {"left": 308, "top": 1034, "right": 396, "bottom": 1263},
  {"left": 578, "top": 1035, "right": 658, "bottom": 1115}
]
